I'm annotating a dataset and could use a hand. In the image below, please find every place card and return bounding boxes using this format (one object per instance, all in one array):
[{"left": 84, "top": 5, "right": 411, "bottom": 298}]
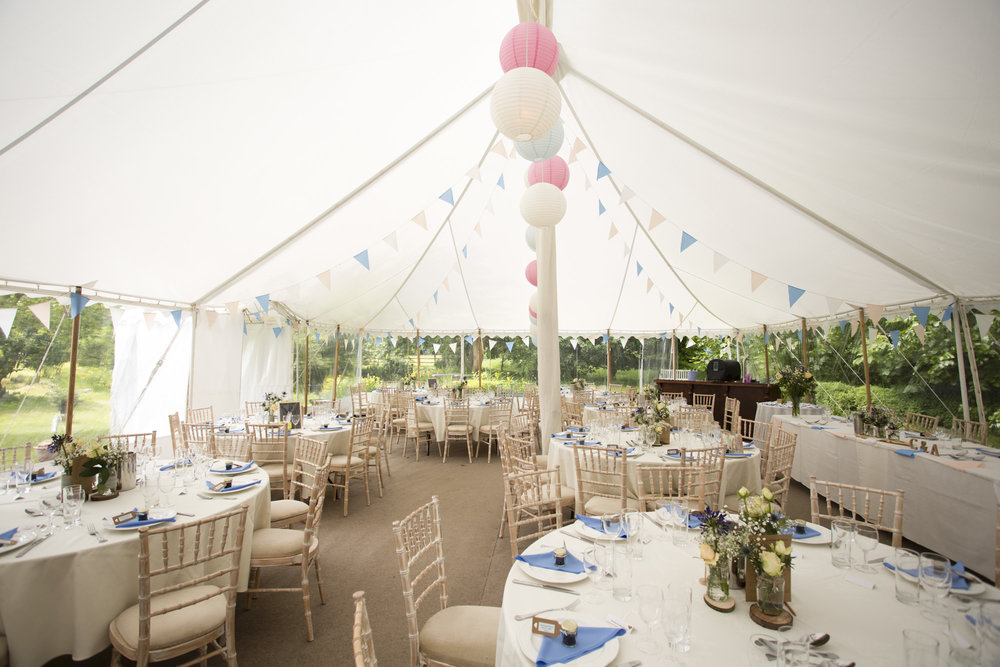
[
  {"left": 532, "top": 617, "right": 562, "bottom": 638},
  {"left": 845, "top": 574, "right": 875, "bottom": 590},
  {"left": 112, "top": 510, "right": 138, "bottom": 526},
  {"left": 210, "top": 480, "right": 232, "bottom": 492}
]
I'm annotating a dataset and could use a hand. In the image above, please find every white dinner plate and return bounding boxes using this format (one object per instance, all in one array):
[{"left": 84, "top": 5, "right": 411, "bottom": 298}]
[
  {"left": 0, "top": 528, "right": 37, "bottom": 555},
  {"left": 784, "top": 522, "right": 831, "bottom": 546},
  {"left": 882, "top": 556, "right": 986, "bottom": 596},
  {"left": 572, "top": 521, "right": 626, "bottom": 541},
  {"left": 30, "top": 471, "right": 59, "bottom": 484},
  {"left": 107, "top": 518, "right": 175, "bottom": 531},
  {"left": 516, "top": 548, "right": 589, "bottom": 584},
  {"left": 515, "top": 610, "right": 619, "bottom": 667},
  {"left": 208, "top": 461, "right": 258, "bottom": 475}
]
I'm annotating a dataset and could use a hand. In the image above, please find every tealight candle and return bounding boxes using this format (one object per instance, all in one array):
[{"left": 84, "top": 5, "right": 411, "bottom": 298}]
[
  {"left": 553, "top": 547, "right": 567, "bottom": 566},
  {"left": 561, "top": 620, "right": 578, "bottom": 646},
  {"left": 225, "top": 461, "right": 234, "bottom": 470}
]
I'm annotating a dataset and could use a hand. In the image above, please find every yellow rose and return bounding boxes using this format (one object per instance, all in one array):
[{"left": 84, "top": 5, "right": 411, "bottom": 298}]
[
  {"left": 655, "top": 425, "right": 663, "bottom": 434},
  {"left": 773, "top": 541, "right": 793, "bottom": 558},
  {"left": 760, "top": 551, "right": 784, "bottom": 577},
  {"left": 804, "top": 372, "right": 812, "bottom": 379},
  {"left": 657, "top": 402, "right": 666, "bottom": 410},
  {"left": 746, "top": 496, "right": 770, "bottom": 518},
  {"left": 761, "top": 487, "right": 774, "bottom": 502},
  {"left": 737, "top": 486, "right": 750, "bottom": 499},
  {"left": 699, "top": 543, "right": 719, "bottom": 566}
]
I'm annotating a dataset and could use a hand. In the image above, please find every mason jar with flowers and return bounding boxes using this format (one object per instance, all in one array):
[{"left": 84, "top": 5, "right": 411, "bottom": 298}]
[
  {"left": 262, "top": 391, "right": 286, "bottom": 422},
  {"left": 775, "top": 366, "right": 818, "bottom": 417},
  {"left": 633, "top": 384, "right": 671, "bottom": 444},
  {"left": 78, "top": 440, "right": 129, "bottom": 498},
  {"left": 693, "top": 506, "right": 738, "bottom": 607},
  {"left": 734, "top": 486, "right": 794, "bottom": 608},
  {"left": 47, "top": 433, "right": 86, "bottom": 488}
]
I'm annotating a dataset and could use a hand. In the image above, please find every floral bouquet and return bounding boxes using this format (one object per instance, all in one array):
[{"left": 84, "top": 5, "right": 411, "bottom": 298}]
[
  {"left": 734, "top": 486, "right": 794, "bottom": 610},
  {"left": 79, "top": 440, "right": 129, "bottom": 494},
  {"left": 47, "top": 433, "right": 85, "bottom": 475},
  {"left": 262, "top": 391, "right": 287, "bottom": 419},
  {"left": 570, "top": 378, "right": 586, "bottom": 391},
  {"left": 693, "top": 506, "right": 739, "bottom": 601},
  {"left": 775, "top": 366, "right": 817, "bottom": 416}
]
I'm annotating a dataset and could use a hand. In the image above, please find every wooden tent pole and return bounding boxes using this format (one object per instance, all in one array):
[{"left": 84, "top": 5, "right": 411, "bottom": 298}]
[
  {"left": 303, "top": 323, "right": 310, "bottom": 414},
  {"left": 606, "top": 329, "right": 611, "bottom": 389},
  {"left": 332, "top": 325, "right": 340, "bottom": 405},
  {"left": 671, "top": 330, "right": 677, "bottom": 380},
  {"left": 763, "top": 325, "right": 770, "bottom": 384},
  {"left": 477, "top": 328, "right": 483, "bottom": 389},
  {"left": 416, "top": 329, "right": 421, "bottom": 385},
  {"left": 859, "top": 308, "right": 872, "bottom": 412},
  {"left": 801, "top": 317, "right": 809, "bottom": 370},
  {"left": 952, "top": 310, "right": 971, "bottom": 421},
  {"left": 64, "top": 286, "right": 82, "bottom": 437},
  {"left": 958, "top": 303, "right": 986, "bottom": 422}
]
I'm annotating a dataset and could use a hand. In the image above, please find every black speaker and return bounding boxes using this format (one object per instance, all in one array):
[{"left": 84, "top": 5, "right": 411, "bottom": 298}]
[{"left": 706, "top": 359, "right": 741, "bottom": 382}]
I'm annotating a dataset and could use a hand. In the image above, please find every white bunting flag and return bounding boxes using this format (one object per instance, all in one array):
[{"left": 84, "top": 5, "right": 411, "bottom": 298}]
[
  {"left": 81, "top": 279, "right": 98, "bottom": 289},
  {"left": 620, "top": 336, "right": 628, "bottom": 349},
  {"left": 976, "top": 312, "right": 993, "bottom": 341},
  {"left": 750, "top": 271, "right": 767, "bottom": 292},
  {"left": 143, "top": 312, "right": 158, "bottom": 331},
  {"left": 226, "top": 301, "right": 241, "bottom": 319},
  {"left": 914, "top": 323, "right": 926, "bottom": 343},
  {"left": 774, "top": 336, "right": 781, "bottom": 351},
  {"left": 0, "top": 308, "right": 16, "bottom": 338},
  {"left": 686, "top": 337, "right": 697, "bottom": 348},
  {"left": 205, "top": 309, "right": 218, "bottom": 328},
  {"left": 646, "top": 277, "right": 654, "bottom": 293},
  {"left": 433, "top": 343, "right": 441, "bottom": 353},
  {"left": 317, "top": 270, "right": 331, "bottom": 290},
  {"left": 678, "top": 313, "right": 685, "bottom": 325},
  {"left": 826, "top": 296, "right": 842, "bottom": 315},
  {"left": 109, "top": 307, "right": 125, "bottom": 326},
  {"left": 449, "top": 342, "right": 457, "bottom": 353},
  {"left": 608, "top": 223, "right": 618, "bottom": 240},
  {"left": 851, "top": 318, "right": 860, "bottom": 337},
  {"left": 474, "top": 222, "right": 483, "bottom": 237},
  {"left": 509, "top": 146, "right": 516, "bottom": 159},
  {"left": 619, "top": 186, "right": 636, "bottom": 205},
  {"left": 713, "top": 252, "right": 729, "bottom": 273},
  {"left": 28, "top": 301, "right": 50, "bottom": 329},
  {"left": 866, "top": 304, "right": 885, "bottom": 324},
  {"left": 383, "top": 231, "right": 398, "bottom": 251},
  {"left": 571, "top": 138, "right": 587, "bottom": 156},
  {"left": 658, "top": 292, "right": 665, "bottom": 304},
  {"left": 490, "top": 140, "right": 506, "bottom": 157},
  {"left": 466, "top": 166, "right": 481, "bottom": 182},
  {"left": 489, "top": 338, "right": 500, "bottom": 351},
  {"left": 522, "top": 336, "right": 530, "bottom": 348},
  {"left": 412, "top": 211, "right": 428, "bottom": 230},
  {"left": 569, "top": 338, "right": 578, "bottom": 350}
]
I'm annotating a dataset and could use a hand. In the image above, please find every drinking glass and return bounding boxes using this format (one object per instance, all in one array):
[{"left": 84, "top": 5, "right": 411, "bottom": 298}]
[
  {"left": 853, "top": 523, "right": 879, "bottom": 573},
  {"left": 157, "top": 466, "right": 177, "bottom": 507},
  {"left": 918, "top": 552, "right": 952, "bottom": 621},
  {"left": 601, "top": 512, "right": 623, "bottom": 539},
  {"left": 945, "top": 598, "right": 981, "bottom": 664},
  {"left": 902, "top": 628, "right": 939, "bottom": 666},
  {"left": 582, "top": 546, "right": 610, "bottom": 601},
  {"left": 893, "top": 547, "right": 921, "bottom": 605},
  {"left": 624, "top": 510, "right": 643, "bottom": 560},
  {"left": 611, "top": 542, "right": 632, "bottom": 602},
  {"left": 15, "top": 458, "right": 33, "bottom": 497},
  {"left": 643, "top": 426, "right": 658, "bottom": 448},
  {"left": 635, "top": 584, "right": 664, "bottom": 654},
  {"left": 671, "top": 501, "right": 691, "bottom": 546},
  {"left": 830, "top": 519, "right": 855, "bottom": 569},
  {"left": 61, "top": 484, "right": 84, "bottom": 528},
  {"left": 663, "top": 583, "right": 692, "bottom": 653}
]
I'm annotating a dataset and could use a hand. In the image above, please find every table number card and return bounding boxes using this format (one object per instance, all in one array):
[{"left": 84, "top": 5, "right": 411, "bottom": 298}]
[{"left": 531, "top": 617, "right": 562, "bottom": 638}]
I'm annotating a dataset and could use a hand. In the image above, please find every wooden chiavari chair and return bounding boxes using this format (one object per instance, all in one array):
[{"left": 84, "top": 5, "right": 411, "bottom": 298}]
[
  {"left": 608, "top": 383, "right": 623, "bottom": 394},
  {"left": 186, "top": 406, "right": 214, "bottom": 424},
  {"left": 167, "top": 412, "right": 183, "bottom": 456},
  {"left": 692, "top": 393, "right": 716, "bottom": 413},
  {"left": 952, "top": 418, "right": 988, "bottom": 446},
  {"left": 401, "top": 394, "right": 436, "bottom": 461},
  {"left": 271, "top": 436, "right": 329, "bottom": 528},
  {"left": 679, "top": 446, "right": 725, "bottom": 509},
  {"left": 762, "top": 429, "right": 798, "bottom": 509},
  {"left": 328, "top": 416, "right": 373, "bottom": 516},
  {"left": 738, "top": 417, "right": 774, "bottom": 468},
  {"left": 213, "top": 433, "right": 251, "bottom": 462},
  {"left": 477, "top": 396, "right": 513, "bottom": 463},
  {"left": 442, "top": 398, "right": 474, "bottom": 464},
  {"left": 352, "top": 591, "right": 377, "bottom": 667},
  {"left": 636, "top": 465, "right": 707, "bottom": 511},
  {"left": 723, "top": 397, "right": 741, "bottom": 433},
  {"left": 248, "top": 423, "right": 290, "bottom": 497},
  {"left": 180, "top": 422, "right": 214, "bottom": 457},
  {"left": 810, "top": 475, "right": 904, "bottom": 548},
  {"left": 904, "top": 411, "right": 939, "bottom": 434},
  {"left": 571, "top": 444, "right": 637, "bottom": 515},
  {"left": 503, "top": 467, "right": 564, "bottom": 560},
  {"left": 661, "top": 392, "right": 685, "bottom": 401}
]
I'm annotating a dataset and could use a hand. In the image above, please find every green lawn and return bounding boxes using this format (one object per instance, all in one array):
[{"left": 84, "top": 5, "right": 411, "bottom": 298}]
[{"left": 0, "top": 372, "right": 109, "bottom": 448}]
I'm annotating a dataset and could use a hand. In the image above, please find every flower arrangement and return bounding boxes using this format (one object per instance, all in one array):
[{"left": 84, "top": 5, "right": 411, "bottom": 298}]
[
  {"left": 571, "top": 378, "right": 586, "bottom": 391},
  {"left": 400, "top": 372, "right": 417, "bottom": 387},
  {"left": 633, "top": 400, "right": 671, "bottom": 434},
  {"left": 735, "top": 486, "right": 790, "bottom": 559},
  {"left": 693, "top": 506, "right": 739, "bottom": 601},
  {"left": 262, "top": 391, "right": 287, "bottom": 414},
  {"left": 79, "top": 440, "right": 129, "bottom": 494},
  {"left": 734, "top": 486, "right": 794, "bottom": 613},
  {"left": 775, "top": 366, "right": 817, "bottom": 415},
  {"left": 641, "top": 382, "right": 660, "bottom": 404},
  {"left": 47, "top": 433, "right": 85, "bottom": 475}
]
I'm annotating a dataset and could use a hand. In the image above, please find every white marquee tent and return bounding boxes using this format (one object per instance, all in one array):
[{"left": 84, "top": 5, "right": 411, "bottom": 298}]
[{"left": 1, "top": 0, "right": 999, "bottom": 430}]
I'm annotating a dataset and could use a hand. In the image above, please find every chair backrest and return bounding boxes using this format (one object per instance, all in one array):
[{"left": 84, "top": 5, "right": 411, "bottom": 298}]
[
  {"left": 679, "top": 446, "right": 725, "bottom": 509},
  {"left": 508, "top": 412, "right": 534, "bottom": 441},
  {"left": 503, "top": 467, "right": 563, "bottom": 560},
  {"left": 763, "top": 429, "right": 798, "bottom": 508},
  {"left": 0, "top": 444, "right": 32, "bottom": 470},
  {"left": 134, "top": 504, "right": 249, "bottom": 664},
  {"left": 661, "top": 392, "right": 684, "bottom": 401},
  {"left": 673, "top": 406, "right": 713, "bottom": 430},
  {"left": 571, "top": 444, "right": 627, "bottom": 512},
  {"left": 168, "top": 412, "right": 183, "bottom": 456},
  {"left": 502, "top": 431, "right": 538, "bottom": 472},
  {"left": 443, "top": 397, "right": 469, "bottom": 425},
  {"left": 245, "top": 401, "right": 259, "bottom": 420},
  {"left": 214, "top": 434, "right": 251, "bottom": 461},
  {"left": 573, "top": 389, "right": 595, "bottom": 404},
  {"left": 608, "top": 383, "right": 623, "bottom": 394},
  {"left": 187, "top": 406, "right": 214, "bottom": 424},
  {"left": 723, "top": 397, "right": 741, "bottom": 433},
  {"left": 488, "top": 396, "right": 514, "bottom": 427},
  {"left": 739, "top": 417, "right": 774, "bottom": 468},
  {"left": 904, "top": 411, "right": 939, "bottom": 434},
  {"left": 310, "top": 399, "right": 333, "bottom": 419},
  {"left": 809, "top": 475, "right": 904, "bottom": 548},
  {"left": 692, "top": 393, "right": 716, "bottom": 412},
  {"left": 352, "top": 384, "right": 368, "bottom": 414},
  {"left": 248, "top": 424, "right": 289, "bottom": 494},
  {"left": 392, "top": 495, "right": 449, "bottom": 667},
  {"left": 952, "top": 418, "right": 987, "bottom": 446},
  {"left": 348, "top": 416, "right": 374, "bottom": 466},
  {"left": 352, "top": 591, "right": 377, "bottom": 667},
  {"left": 615, "top": 406, "right": 634, "bottom": 427},
  {"left": 181, "top": 422, "right": 215, "bottom": 456},
  {"left": 290, "top": 436, "right": 331, "bottom": 502},
  {"left": 98, "top": 431, "right": 157, "bottom": 453},
  {"left": 636, "top": 465, "right": 707, "bottom": 511}
]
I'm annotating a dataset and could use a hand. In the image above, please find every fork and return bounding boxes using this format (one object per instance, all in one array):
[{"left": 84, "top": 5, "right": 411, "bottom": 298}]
[
  {"left": 514, "top": 598, "right": 580, "bottom": 621},
  {"left": 87, "top": 522, "right": 107, "bottom": 543}
]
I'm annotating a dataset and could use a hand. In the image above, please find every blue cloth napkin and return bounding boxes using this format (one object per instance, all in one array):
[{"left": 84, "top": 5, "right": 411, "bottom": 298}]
[
  {"left": 725, "top": 452, "right": 752, "bottom": 458},
  {"left": 567, "top": 427, "right": 587, "bottom": 433},
  {"left": 0, "top": 528, "right": 17, "bottom": 541},
  {"left": 536, "top": 626, "right": 625, "bottom": 667},
  {"left": 320, "top": 426, "right": 344, "bottom": 431},
  {"left": 31, "top": 471, "right": 58, "bottom": 483},
  {"left": 894, "top": 449, "right": 917, "bottom": 458},
  {"left": 811, "top": 426, "right": 834, "bottom": 430},
  {"left": 883, "top": 561, "right": 969, "bottom": 591},
  {"left": 575, "top": 513, "right": 626, "bottom": 538},
  {"left": 620, "top": 426, "right": 637, "bottom": 431},
  {"left": 660, "top": 505, "right": 702, "bottom": 529},
  {"left": 581, "top": 441, "right": 602, "bottom": 446},
  {"left": 781, "top": 525, "right": 821, "bottom": 540},
  {"left": 160, "top": 459, "right": 193, "bottom": 470},
  {"left": 205, "top": 479, "right": 262, "bottom": 493},
  {"left": 209, "top": 460, "right": 255, "bottom": 474},
  {"left": 515, "top": 550, "right": 586, "bottom": 574},
  {"left": 117, "top": 516, "right": 176, "bottom": 529},
  {"left": 612, "top": 447, "right": 637, "bottom": 457},
  {"left": 976, "top": 448, "right": 1000, "bottom": 457}
]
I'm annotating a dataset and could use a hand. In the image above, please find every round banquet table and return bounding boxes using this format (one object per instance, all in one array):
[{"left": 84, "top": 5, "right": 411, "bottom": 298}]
[
  {"left": 0, "top": 465, "right": 270, "bottom": 667},
  {"left": 754, "top": 400, "right": 825, "bottom": 424},
  {"left": 547, "top": 435, "right": 762, "bottom": 512},
  {"left": 413, "top": 399, "right": 491, "bottom": 443},
  {"left": 496, "top": 515, "right": 994, "bottom": 665}
]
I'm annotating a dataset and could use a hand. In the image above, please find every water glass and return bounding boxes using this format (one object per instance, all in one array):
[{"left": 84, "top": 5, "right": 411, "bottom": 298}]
[
  {"left": 902, "top": 628, "right": 939, "bottom": 666},
  {"left": 670, "top": 501, "right": 691, "bottom": 546},
  {"left": 157, "top": 466, "right": 177, "bottom": 507},
  {"left": 582, "top": 545, "right": 610, "bottom": 602},
  {"left": 624, "top": 510, "right": 643, "bottom": 560},
  {"left": 919, "top": 552, "right": 952, "bottom": 620},
  {"left": 635, "top": 584, "right": 664, "bottom": 654},
  {"left": 830, "top": 519, "right": 855, "bottom": 569},
  {"left": 62, "top": 484, "right": 84, "bottom": 528},
  {"left": 946, "top": 599, "right": 981, "bottom": 665},
  {"left": 853, "top": 523, "right": 879, "bottom": 572},
  {"left": 893, "top": 547, "right": 921, "bottom": 605},
  {"left": 611, "top": 542, "right": 632, "bottom": 602},
  {"left": 601, "top": 512, "right": 624, "bottom": 539},
  {"left": 663, "top": 583, "right": 692, "bottom": 653}
]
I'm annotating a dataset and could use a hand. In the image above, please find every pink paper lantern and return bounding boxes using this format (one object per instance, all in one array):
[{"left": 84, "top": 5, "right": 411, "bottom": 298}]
[
  {"left": 527, "top": 156, "right": 570, "bottom": 190},
  {"left": 525, "top": 260, "right": 538, "bottom": 287},
  {"left": 500, "top": 22, "right": 559, "bottom": 76},
  {"left": 528, "top": 305, "right": 537, "bottom": 318}
]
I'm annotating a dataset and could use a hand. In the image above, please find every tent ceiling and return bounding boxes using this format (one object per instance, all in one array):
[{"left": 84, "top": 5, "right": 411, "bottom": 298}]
[{"left": 1, "top": 0, "right": 998, "bottom": 336}]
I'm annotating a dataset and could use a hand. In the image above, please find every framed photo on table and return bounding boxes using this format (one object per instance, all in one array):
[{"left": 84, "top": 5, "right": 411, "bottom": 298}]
[{"left": 279, "top": 401, "right": 302, "bottom": 428}]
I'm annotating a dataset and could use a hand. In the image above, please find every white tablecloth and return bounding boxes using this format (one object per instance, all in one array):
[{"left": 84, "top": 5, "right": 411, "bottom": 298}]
[
  {"left": 0, "top": 467, "right": 270, "bottom": 666},
  {"left": 754, "top": 400, "right": 825, "bottom": 424},
  {"left": 297, "top": 421, "right": 354, "bottom": 458},
  {"left": 547, "top": 437, "right": 761, "bottom": 511},
  {"left": 496, "top": 518, "right": 994, "bottom": 665},
  {"left": 776, "top": 415, "right": 1000, "bottom": 579}
]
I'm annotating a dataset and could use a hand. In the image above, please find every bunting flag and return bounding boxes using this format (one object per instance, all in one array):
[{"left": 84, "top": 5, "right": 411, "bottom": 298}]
[
  {"left": 866, "top": 304, "right": 885, "bottom": 323},
  {"left": 596, "top": 162, "right": 611, "bottom": 179},
  {"left": 838, "top": 320, "right": 848, "bottom": 334},
  {"left": 569, "top": 338, "right": 578, "bottom": 349},
  {"left": 686, "top": 337, "right": 697, "bottom": 348},
  {"left": 851, "top": 318, "right": 860, "bottom": 336},
  {"left": 598, "top": 201, "right": 606, "bottom": 215},
  {"left": 462, "top": 245, "right": 468, "bottom": 259},
  {"left": 620, "top": 337, "right": 628, "bottom": 349},
  {"left": 826, "top": 296, "right": 843, "bottom": 315},
  {"left": 418, "top": 336, "right": 426, "bottom": 346},
  {"left": 608, "top": 223, "right": 618, "bottom": 240},
  {"left": 464, "top": 335, "right": 474, "bottom": 344},
  {"left": 439, "top": 188, "right": 455, "bottom": 206},
  {"left": 713, "top": 252, "right": 729, "bottom": 273},
  {"left": 669, "top": 303, "right": 675, "bottom": 315},
  {"left": 466, "top": 166, "right": 481, "bottom": 182},
  {"left": 601, "top": 334, "right": 609, "bottom": 344},
  {"left": 764, "top": 331, "right": 771, "bottom": 344},
  {"left": 889, "top": 330, "right": 900, "bottom": 349},
  {"left": 585, "top": 177, "right": 592, "bottom": 192},
  {"left": 387, "top": 332, "right": 394, "bottom": 346},
  {"left": 273, "top": 327, "right": 283, "bottom": 339},
  {"left": 143, "top": 312, "right": 157, "bottom": 331},
  {"left": 506, "top": 341, "right": 515, "bottom": 352},
  {"left": 0, "top": 308, "right": 16, "bottom": 338},
  {"left": 619, "top": 186, "right": 635, "bottom": 204},
  {"left": 433, "top": 343, "right": 441, "bottom": 353},
  {"left": 649, "top": 209, "right": 666, "bottom": 231},
  {"left": 315, "top": 331, "right": 321, "bottom": 343},
  {"left": 383, "top": 231, "right": 398, "bottom": 251},
  {"left": 569, "top": 138, "right": 587, "bottom": 161},
  {"left": 448, "top": 342, "right": 457, "bottom": 353},
  {"left": 409, "top": 318, "right": 415, "bottom": 329},
  {"left": 636, "top": 261, "right": 644, "bottom": 276},
  {"left": 412, "top": 211, "right": 428, "bottom": 230},
  {"left": 976, "top": 312, "right": 993, "bottom": 341},
  {"left": 914, "top": 323, "right": 926, "bottom": 343},
  {"left": 243, "top": 321, "right": 247, "bottom": 336},
  {"left": 28, "top": 301, "right": 50, "bottom": 329},
  {"left": 522, "top": 335, "right": 530, "bottom": 347},
  {"left": 736, "top": 332, "right": 745, "bottom": 343},
  {"left": 490, "top": 140, "right": 506, "bottom": 157},
  {"left": 869, "top": 327, "right": 877, "bottom": 344},
  {"left": 433, "top": 290, "right": 439, "bottom": 304},
  {"left": 678, "top": 313, "right": 685, "bottom": 325},
  {"left": 375, "top": 336, "right": 382, "bottom": 347},
  {"left": 774, "top": 336, "right": 781, "bottom": 351},
  {"left": 252, "top": 312, "right": 263, "bottom": 323},
  {"left": 226, "top": 301, "right": 241, "bottom": 319},
  {"left": 796, "top": 329, "right": 803, "bottom": 342},
  {"left": 750, "top": 271, "right": 767, "bottom": 292},
  {"left": 171, "top": 310, "right": 182, "bottom": 327},
  {"left": 489, "top": 338, "right": 500, "bottom": 350},
  {"left": 474, "top": 221, "right": 482, "bottom": 237},
  {"left": 788, "top": 286, "right": 806, "bottom": 308},
  {"left": 317, "top": 270, "right": 331, "bottom": 290},
  {"left": 69, "top": 292, "right": 89, "bottom": 318},
  {"left": 912, "top": 306, "right": 931, "bottom": 327},
  {"left": 509, "top": 146, "right": 517, "bottom": 159},
  {"left": 442, "top": 277, "right": 450, "bottom": 292},
  {"left": 484, "top": 199, "right": 494, "bottom": 215},
  {"left": 646, "top": 277, "right": 654, "bottom": 293},
  {"left": 622, "top": 242, "right": 630, "bottom": 259},
  {"left": 680, "top": 232, "right": 697, "bottom": 253},
  {"left": 658, "top": 292, "right": 665, "bottom": 304},
  {"left": 255, "top": 294, "right": 270, "bottom": 314},
  {"left": 354, "top": 250, "right": 370, "bottom": 270},
  {"left": 941, "top": 303, "right": 954, "bottom": 322},
  {"left": 697, "top": 327, "right": 702, "bottom": 337},
  {"left": 497, "top": 174, "right": 506, "bottom": 190}
]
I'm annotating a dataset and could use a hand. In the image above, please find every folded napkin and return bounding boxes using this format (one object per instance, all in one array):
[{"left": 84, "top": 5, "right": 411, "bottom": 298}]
[
  {"left": 31, "top": 471, "right": 58, "bottom": 483},
  {"left": 612, "top": 447, "right": 637, "bottom": 457},
  {"left": 883, "top": 561, "right": 969, "bottom": 591},
  {"left": 975, "top": 448, "right": 1000, "bottom": 458},
  {"left": 811, "top": 426, "right": 834, "bottom": 430},
  {"left": 894, "top": 449, "right": 917, "bottom": 458},
  {"left": 117, "top": 516, "right": 177, "bottom": 529},
  {"left": 515, "top": 550, "right": 586, "bottom": 574},
  {"left": 725, "top": 453, "right": 752, "bottom": 458},
  {"left": 581, "top": 441, "right": 602, "bottom": 447},
  {"left": 160, "top": 459, "right": 193, "bottom": 471},
  {"left": 567, "top": 427, "right": 587, "bottom": 433},
  {"left": 205, "top": 479, "right": 262, "bottom": 493},
  {"left": 0, "top": 527, "right": 17, "bottom": 541},
  {"left": 659, "top": 506, "right": 701, "bottom": 529},
  {"left": 903, "top": 431, "right": 936, "bottom": 439},
  {"left": 209, "top": 460, "right": 255, "bottom": 474},
  {"left": 575, "top": 514, "right": 626, "bottom": 538},
  {"left": 319, "top": 426, "right": 344, "bottom": 431},
  {"left": 620, "top": 427, "right": 637, "bottom": 431},
  {"left": 781, "top": 525, "right": 821, "bottom": 540},
  {"left": 215, "top": 426, "right": 246, "bottom": 434},
  {"left": 536, "top": 626, "right": 625, "bottom": 666}
]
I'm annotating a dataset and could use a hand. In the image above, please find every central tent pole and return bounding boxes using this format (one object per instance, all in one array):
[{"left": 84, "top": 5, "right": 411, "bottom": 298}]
[
  {"left": 65, "top": 286, "right": 82, "bottom": 438},
  {"left": 536, "top": 226, "right": 561, "bottom": 450},
  {"left": 303, "top": 324, "right": 310, "bottom": 414},
  {"left": 671, "top": 330, "right": 677, "bottom": 380},
  {"left": 952, "top": 309, "right": 971, "bottom": 421},
  {"left": 416, "top": 329, "right": 421, "bottom": 385},
  {"left": 460, "top": 334, "right": 465, "bottom": 379},
  {"left": 859, "top": 308, "right": 872, "bottom": 412},
  {"left": 477, "top": 328, "right": 483, "bottom": 389}
]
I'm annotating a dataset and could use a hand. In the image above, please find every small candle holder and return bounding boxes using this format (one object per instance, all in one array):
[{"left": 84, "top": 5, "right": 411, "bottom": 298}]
[
  {"left": 561, "top": 620, "right": 578, "bottom": 647},
  {"left": 793, "top": 520, "right": 807, "bottom": 535},
  {"left": 553, "top": 547, "right": 567, "bottom": 567},
  {"left": 136, "top": 510, "right": 148, "bottom": 521},
  {"left": 225, "top": 461, "right": 235, "bottom": 470}
]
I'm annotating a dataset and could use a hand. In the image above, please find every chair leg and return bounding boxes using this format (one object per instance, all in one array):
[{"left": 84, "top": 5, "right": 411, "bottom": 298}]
[
  {"left": 466, "top": 433, "right": 473, "bottom": 463},
  {"left": 363, "top": 466, "right": 371, "bottom": 506},
  {"left": 315, "top": 556, "right": 327, "bottom": 605},
  {"left": 343, "top": 478, "right": 350, "bottom": 517},
  {"left": 111, "top": 647, "right": 123, "bottom": 667},
  {"left": 375, "top": 456, "right": 384, "bottom": 497},
  {"left": 383, "top": 441, "right": 391, "bottom": 477},
  {"left": 301, "top": 563, "right": 314, "bottom": 642},
  {"left": 497, "top": 500, "right": 508, "bottom": 538},
  {"left": 199, "top": 645, "right": 208, "bottom": 667}
]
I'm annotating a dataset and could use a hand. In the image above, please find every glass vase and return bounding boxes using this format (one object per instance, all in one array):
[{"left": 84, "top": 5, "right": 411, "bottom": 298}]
[
  {"left": 706, "top": 563, "right": 731, "bottom": 602},
  {"left": 791, "top": 395, "right": 801, "bottom": 417},
  {"left": 756, "top": 573, "right": 785, "bottom": 616},
  {"left": 730, "top": 556, "right": 746, "bottom": 588}
]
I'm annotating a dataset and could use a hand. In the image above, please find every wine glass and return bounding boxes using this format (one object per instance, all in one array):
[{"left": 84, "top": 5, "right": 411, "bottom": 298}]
[
  {"left": 582, "top": 546, "right": 610, "bottom": 602},
  {"left": 601, "top": 512, "right": 623, "bottom": 539},
  {"left": 15, "top": 458, "right": 33, "bottom": 498},
  {"left": 635, "top": 584, "right": 664, "bottom": 654},
  {"left": 919, "top": 552, "right": 952, "bottom": 621},
  {"left": 141, "top": 468, "right": 159, "bottom": 510},
  {"left": 853, "top": 523, "right": 880, "bottom": 572}
]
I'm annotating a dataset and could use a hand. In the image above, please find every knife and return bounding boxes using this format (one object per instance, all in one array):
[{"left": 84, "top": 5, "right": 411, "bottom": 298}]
[
  {"left": 15, "top": 532, "right": 52, "bottom": 558},
  {"left": 512, "top": 579, "right": 580, "bottom": 595}
]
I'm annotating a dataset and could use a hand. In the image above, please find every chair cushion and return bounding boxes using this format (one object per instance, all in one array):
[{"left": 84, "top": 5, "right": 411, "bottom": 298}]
[
  {"left": 257, "top": 462, "right": 286, "bottom": 480},
  {"left": 536, "top": 454, "right": 548, "bottom": 468},
  {"left": 110, "top": 585, "right": 226, "bottom": 651},
  {"left": 584, "top": 495, "right": 640, "bottom": 515},
  {"left": 420, "top": 605, "right": 500, "bottom": 667},
  {"left": 328, "top": 454, "right": 364, "bottom": 468},
  {"left": 251, "top": 528, "right": 308, "bottom": 559},
  {"left": 446, "top": 425, "right": 473, "bottom": 433},
  {"left": 270, "top": 498, "right": 308, "bottom": 523}
]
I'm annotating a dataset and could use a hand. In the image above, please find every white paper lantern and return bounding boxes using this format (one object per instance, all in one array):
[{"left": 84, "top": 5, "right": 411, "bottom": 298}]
[
  {"left": 490, "top": 68, "right": 561, "bottom": 142},
  {"left": 520, "top": 182, "right": 566, "bottom": 228},
  {"left": 525, "top": 226, "right": 536, "bottom": 252},
  {"left": 515, "top": 120, "right": 564, "bottom": 162}
]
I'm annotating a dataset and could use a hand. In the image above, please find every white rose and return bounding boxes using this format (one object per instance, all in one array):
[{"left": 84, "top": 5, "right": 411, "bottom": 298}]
[{"left": 760, "top": 551, "right": 784, "bottom": 577}]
